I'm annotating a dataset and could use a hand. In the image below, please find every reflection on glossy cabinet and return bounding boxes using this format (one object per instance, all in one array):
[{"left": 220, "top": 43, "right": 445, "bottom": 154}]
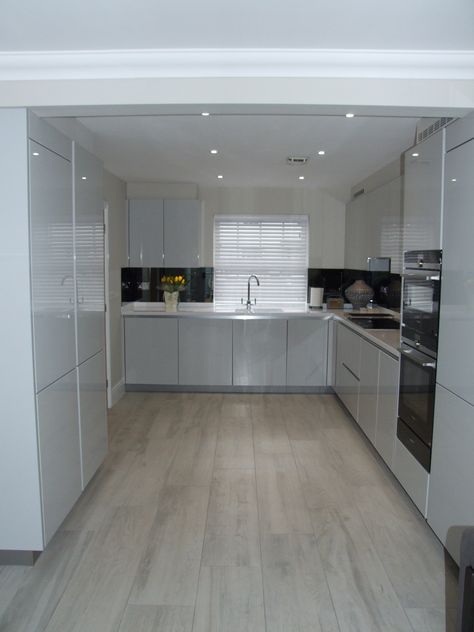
[
  {"left": 179, "top": 319, "right": 232, "bottom": 386},
  {"left": 375, "top": 352, "right": 399, "bottom": 468},
  {"left": 403, "top": 130, "right": 444, "bottom": 252},
  {"left": 74, "top": 143, "right": 105, "bottom": 365},
  {"left": 29, "top": 139, "right": 75, "bottom": 392},
  {"left": 233, "top": 319, "right": 287, "bottom": 386},
  {"left": 358, "top": 339, "right": 379, "bottom": 445},
  {"left": 163, "top": 199, "right": 202, "bottom": 267},
  {"left": 78, "top": 350, "right": 107, "bottom": 488},
  {"left": 125, "top": 317, "right": 178, "bottom": 385},
  {"left": 128, "top": 199, "right": 164, "bottom": 267},
  {"left": 36, "top": 369, "right": 82, "bottom": 545},
  {"left": 287, "top": 319, "right": 328, "bottom": 386}
]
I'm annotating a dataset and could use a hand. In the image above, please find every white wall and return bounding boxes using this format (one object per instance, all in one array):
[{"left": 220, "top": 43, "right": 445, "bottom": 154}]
[
  {"left": 199, "top": 186, "right": 346, "bottom": 268},
  {"left": 104, "top": 170, "right": 127, "bottom": 405}
]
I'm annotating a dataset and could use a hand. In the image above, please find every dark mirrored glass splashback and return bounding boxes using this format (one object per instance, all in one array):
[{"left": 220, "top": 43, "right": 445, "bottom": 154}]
[{"left": 122, "top": 268, "right": 213, "bottom": 303}]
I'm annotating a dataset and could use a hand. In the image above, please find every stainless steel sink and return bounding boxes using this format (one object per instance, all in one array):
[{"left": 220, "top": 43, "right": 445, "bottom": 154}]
[{"left": 234, "top": 307, "right": 283, "bottom": 314}]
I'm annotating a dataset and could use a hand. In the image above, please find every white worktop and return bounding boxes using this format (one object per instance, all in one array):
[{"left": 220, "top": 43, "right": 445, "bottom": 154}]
[{"left": 121, "top": 302, "right": 400, "bottom": 357}]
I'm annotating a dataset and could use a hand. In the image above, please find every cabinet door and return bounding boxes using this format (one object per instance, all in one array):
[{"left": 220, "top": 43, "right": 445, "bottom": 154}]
[
  {"left": 179, "top": 319, "right": 232, "bottom": 386},
  {"left": 334, "top": 323, "right": 361, "bottom": 420},
  {"left": 29, "top": 140, "right": 76, "bottom": 392},
  {"left": 125, "top": 317, "right": 178, "bottom": 385},
  {"left": 164, "top": 199, "right": 202, "bottom": 267},
  {"left": 74, "top": 143, "right": 105, "bottom": 365},
  {"left": 375, "top": 352, "right": 399, "bottom": 467},
  {"left": 358, "top": 340, "right": 379, "bottom": 444},
  {"left": 233, "top": 319, "right": 287, "bottom": 386},
  {"left": 36, "top": 368, "right": 82, "bottom": 545},
  {"left": 336, "top": 323, "right": 361, "bottom": 377},
  {"left": 345, "top": 194, "right": 367, "bottom": 269},
  {"left": 403, "top": 131, "right": 444, "bottom": 252},
  {"left": 427, "top": 385, "right": 474, "bottom": 565},
  {"left": 287, "top": 319, "right": 328, "bottom": 386},
  {"left": 128, "top": 199, "right": 164, "bottom": 267},
  {"left": 78, "top": 350, "right": 107, "bottom": 488},
  {"left": 437, "top": 138, "right": 474, "bottom": 406}
]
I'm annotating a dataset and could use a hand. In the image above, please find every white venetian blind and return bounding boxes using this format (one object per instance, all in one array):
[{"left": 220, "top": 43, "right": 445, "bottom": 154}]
[{"left": 213, "top": 215, "right": 309, "bottom": 308}]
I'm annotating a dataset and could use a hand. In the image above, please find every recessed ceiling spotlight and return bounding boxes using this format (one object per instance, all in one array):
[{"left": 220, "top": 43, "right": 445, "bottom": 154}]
[
  {"left": 345, "top": 112, "right": 355, "bottom": 118},
  {"left": 412, "top": 152, "right": 419, "bottom": 157},
  {"left": 81, "top": 176, "right": 87, "bottom": 180},
  {"left": 201, "top": 112, "right": 210, "bottom": 117},
  {"left": 451, "top": 178, "right": 457, "bottom": 182},
  {"left": 318, "top": 150, "right": 325, "bottom": 156},
  {"left": 32, "top": 151, "right": 39, "bottom": 156},
  {"left": 299, "top": 176, "right": 305, "bottom": 181},
  {"left": 217, "top": 174, "right": 224, "bottom": 179},
  {"left": 210, "top": 149, "right": 218, "bottom": 155}
]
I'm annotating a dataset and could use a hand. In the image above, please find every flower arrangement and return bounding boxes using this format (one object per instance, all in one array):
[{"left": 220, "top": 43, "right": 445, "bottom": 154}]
[{"left": 160, "top": 275, "right": 187, "bottom": 293}]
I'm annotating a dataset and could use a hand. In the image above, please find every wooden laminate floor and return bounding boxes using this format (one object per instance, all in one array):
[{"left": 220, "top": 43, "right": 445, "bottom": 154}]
[{"left": 0, "top": 393, "right": 458, "bottom": 632}]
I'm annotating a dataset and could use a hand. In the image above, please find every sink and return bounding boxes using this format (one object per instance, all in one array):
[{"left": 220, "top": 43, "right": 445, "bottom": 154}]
[
  {"left": 348, "top": 315, "right": 400, "bottom": 330},
  {"left": 234, "top": 307, "right": 283, "bottom": 314}
]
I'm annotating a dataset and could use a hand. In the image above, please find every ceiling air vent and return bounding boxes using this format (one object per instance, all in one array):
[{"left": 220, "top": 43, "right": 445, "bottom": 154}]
[
  {"left": 417, "top": 117, "right": 454, "bottom": 144},
  {"left": 286, "top": 156, "right": 309, "bottom": 166},
  {"left": 353, "top": 188, "right": 365, "bottom": 199}
]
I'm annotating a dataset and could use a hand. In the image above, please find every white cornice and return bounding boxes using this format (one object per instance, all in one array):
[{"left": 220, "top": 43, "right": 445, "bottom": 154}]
[{"left": 0, "top": 48, "right": 473, "bottom": 81}]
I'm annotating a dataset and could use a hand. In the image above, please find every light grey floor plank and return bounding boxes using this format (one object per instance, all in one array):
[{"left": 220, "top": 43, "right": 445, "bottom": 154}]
[
  {"left": 404, "top": 607, "right": 457, "bottom": 632},
  {"left": 166, "top": 419, "right": 218, "bottom": 486},
  {"left": 192, "top": 566, "right": 265, "bottom": 632},
  {"left": 261, "top": 533, "right": 340, "bottom": 632},
  {"left": 117, "top": 605, "right": 194, "bottom": 632},
  {"left": 253, "top": 415, "right": 292, "bottom": 455},
  {"left": 312, "top": 506, "right": 414, "bottom": 632},
  {"left": 255, "top": 452, "right": 313, "bottom": 534},
  {"left": 214, "top": 420, "right": 254, "bottom": 469},
  {"left": 0, "top": 566, "right": 29, "bottom": 620},
  {"left": 129, "top": 485, "right": 210, "bottom": 607},
  {"left": 202, "top": 468, "right": 260, "bottom": 567}
]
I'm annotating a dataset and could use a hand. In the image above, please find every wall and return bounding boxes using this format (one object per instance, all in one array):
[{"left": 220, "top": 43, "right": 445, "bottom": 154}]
[{"left": 104, "top": 170, "right": 127, "bottom": 405}]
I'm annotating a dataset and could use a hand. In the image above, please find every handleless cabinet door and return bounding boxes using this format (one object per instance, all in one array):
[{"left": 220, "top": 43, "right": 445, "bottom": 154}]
[
  {"left": 128, "top": 199, "right": 164, "bottom": 267},
  {"left": 334, "top": 323, "right": 361, "bottom": 421},
  {"left": 74, "top": 144, "right": 105, "bottom": 365},
  {"left": 437, "top": 138, "right": 474, "bottom": 405},
  {"left": 164, "top": 199, "right": 202, "bottom": 267},
  {"left": 125, "top": 317, "right": 178, "bottom": 385},
  {"left": 358, "top": 340, "right": 380, "bottom": 444},
  {"left": 36, "top": 368, "right": 82, "bottom": 545},
  {"left": 375, "top": 352, "right": 399, "bottom": 468},
  {"left": 78, "top": 350, "right": 107, "bottom": 488},
  {"left": 29, "top": 139, "right": 76, "bottom": 392},
  {"left": 287, "top": 319, "right": 328, "bottom": 386},
  {"left": 233, "top": 319, "right": 287, "bottom": 386},
  {"left": 179, "top": 319, "right": 232, "bottom": 386}
]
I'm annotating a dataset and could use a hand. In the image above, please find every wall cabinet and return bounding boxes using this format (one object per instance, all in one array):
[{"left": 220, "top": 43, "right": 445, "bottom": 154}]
[
  {"left": 128, "top": 198, "right": 202, "bottom": 268},
  {"left": 402, "top": 130, "right": 444, "bottom": 252},
  {"left": 233, "top": 319, "right": 287, "bottom": 386},
  {"left": 287, "top": 318, "right": 328, "bottom": 387},
  {"left": 125, "top": 317, "right": 178, "bottom": 385},
  {"left": 179, "top": 319, "right": 232, "bottom": 386}
]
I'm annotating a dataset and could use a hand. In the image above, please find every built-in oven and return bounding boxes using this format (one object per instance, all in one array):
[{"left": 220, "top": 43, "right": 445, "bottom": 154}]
[{"left": 397, "top": 250, "right": 442, "bottom": 472}]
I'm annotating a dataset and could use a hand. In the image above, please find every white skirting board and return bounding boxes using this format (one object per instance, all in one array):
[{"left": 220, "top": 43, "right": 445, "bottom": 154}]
[{"left": 110, "top": 378, "right": 125, "bottom": 408}]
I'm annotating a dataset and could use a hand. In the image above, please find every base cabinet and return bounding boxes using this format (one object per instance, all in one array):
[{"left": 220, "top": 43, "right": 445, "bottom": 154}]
[
  {"left": 392, "top": 438, "right": 429, "bottom": 517},
  {"left": 125, "top": 317, "right": 178, "bottom": 385},
  {"left": 334, "top": 322, "right": 361, "bottom": 420},
  {"left": 36, "top": 369, "right": 82, "bottom": 545},
  {"left": 179, "top": 319, "right": 232, "bottom": 386},
  {"left": 358, "top": 339, "right": 379, "bottom": 445},
  {"left": 287, "top": 319, "right": 328, "bottom": 386},
  {"left": 233, "top": 320, "right": 287, "bottom": 386},
  {"left": 375, "top": 352, "right": 399, "bottom": 467}
]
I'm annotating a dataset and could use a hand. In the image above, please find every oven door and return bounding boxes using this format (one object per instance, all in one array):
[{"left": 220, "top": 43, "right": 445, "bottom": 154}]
[
  {"left": 398, "top": 343, "right": 437, "bottom": 447},
  {"left": 402, "top": 271, "right": 440, "bottom": 356}
]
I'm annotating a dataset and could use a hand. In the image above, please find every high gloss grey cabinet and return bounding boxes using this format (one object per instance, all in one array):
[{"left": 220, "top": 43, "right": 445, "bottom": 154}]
[
  {"left": 357, "top": 339, "right": 379, "bottom": 445},
  {"left": 375, "top": 351, "right": 399, "bottom": 467},
  {"left": 163, "top": 199, "right": 202, "bottom": 267},
  {"left": 125, "top": 317, "right": 178, "bottom": 384},
  {"left": 128, "top": 199, "right": 164, "bottom": 267},
  {"left": 179, "top": 319, "right": 232, "bottom": 386},
  {"left": 287, "top": 319, "right": 328, "bottom": 386},
  {"left": 334, "top": 323, "right": 361, "bottom": 420},
  {"left": 232, "top": 320, "right": 287, "bottom": 386}
]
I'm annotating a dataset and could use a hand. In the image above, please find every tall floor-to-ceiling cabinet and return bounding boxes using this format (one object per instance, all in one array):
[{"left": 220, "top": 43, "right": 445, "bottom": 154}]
[{"left": 0, "top": 110, "right": 107, "bottom": 559}]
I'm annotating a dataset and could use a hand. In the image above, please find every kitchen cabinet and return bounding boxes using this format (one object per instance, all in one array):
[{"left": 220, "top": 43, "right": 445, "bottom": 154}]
[
  {"left": 375, "top": 351, "right": 398, "bottom": 467},
  {"left": 36, "top": 368, "right": 82, "bottom": 544},
  {"left": 233, "top": 320, "right": 287, "bottom": 386},
  {"left": 179, "top": 319, "right": 232, "bottom": 386},
  {"left": 402, "top": 130, "right": 444, "bottom": 252},
  {"left": 74, "top": 143, "right": 105, "bottom": 365},
  {"left": 428, "top": 384, "right": 474, "bottom": 565},
  {"left": 125, "top": 316, "right": 178, "bottom": 385},
  {"left": 357, "top": 339, "right": 379, "bottom": 445},
  {"left": 345, "top": 194, "right": 367, "bottom": 270},
  {"left": 128, "top": 199, "right": 164, "bottom": 267},
  {"left": 163, "top": 199, "right": 202, "bottom": 267},
  {"left": 392, "top": 436, "right": 429, "bottom": 517},
  {"left": 334, "top": 322, "right": 361, "bottom": 420},
  {"left": 287, "top": 318, "right": 328, "bottom": 387},
  {"left": 78, "top": 350, "right": 108, "bottom": 488}
]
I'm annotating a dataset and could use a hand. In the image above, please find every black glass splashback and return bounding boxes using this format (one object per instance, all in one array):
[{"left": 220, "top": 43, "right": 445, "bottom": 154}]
[{"left": 122, "top": 268, "right": 213, "bottom": 303}]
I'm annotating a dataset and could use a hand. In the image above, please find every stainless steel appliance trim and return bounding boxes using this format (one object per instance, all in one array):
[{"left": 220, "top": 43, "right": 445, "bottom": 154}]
[
  {"left": 402, "top": 272, "right": 440, "bottom": 281},
  {"left": 401, "top": 336, "right": 437, "bottom": 359},
  {"left": 398, "top": 346, "right": 437, "bottom": 369}
]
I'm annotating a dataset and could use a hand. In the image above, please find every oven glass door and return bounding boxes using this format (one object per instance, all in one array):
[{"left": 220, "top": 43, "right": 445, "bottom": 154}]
[
  {"left": 402, "top": 273, "right": 440, "bottom": 355},
  {"left": 398, "top": 344, "right": 436, "bottom": 446}
]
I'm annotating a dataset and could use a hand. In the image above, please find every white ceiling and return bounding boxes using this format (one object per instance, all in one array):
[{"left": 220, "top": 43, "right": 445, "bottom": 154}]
[
  {"left": 75, "top": 113, "right": 419, "bottom": 200},
  {"left": 2, "top": 0, "right": 473, "bottom": 52}
]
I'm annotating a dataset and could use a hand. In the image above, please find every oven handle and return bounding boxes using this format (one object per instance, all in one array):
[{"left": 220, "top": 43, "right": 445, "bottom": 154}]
[
  {"left": 399, "top": 347, "right": 437, "bottom": 369},
  {"left": 402, "top": 272, "right": 440, "bottom": 281}
]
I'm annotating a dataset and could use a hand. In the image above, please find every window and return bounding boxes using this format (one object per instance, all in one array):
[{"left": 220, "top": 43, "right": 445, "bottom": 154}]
[{"left": 213, "top": 215, "right": 309, "bottom": 308}]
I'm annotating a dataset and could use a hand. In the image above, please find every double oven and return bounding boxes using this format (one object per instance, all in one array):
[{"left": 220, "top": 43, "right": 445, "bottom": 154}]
[{"left": 398, "top": 250, "right": 442, "bottom": 472}]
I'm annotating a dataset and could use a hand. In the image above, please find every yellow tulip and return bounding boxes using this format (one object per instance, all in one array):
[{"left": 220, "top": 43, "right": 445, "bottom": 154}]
[
  {"left": 181, "top": 279, "right": 186, "bottom": 285},
  {"left": 161, "top": 276, "right": 166, "bottom": 283}
]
